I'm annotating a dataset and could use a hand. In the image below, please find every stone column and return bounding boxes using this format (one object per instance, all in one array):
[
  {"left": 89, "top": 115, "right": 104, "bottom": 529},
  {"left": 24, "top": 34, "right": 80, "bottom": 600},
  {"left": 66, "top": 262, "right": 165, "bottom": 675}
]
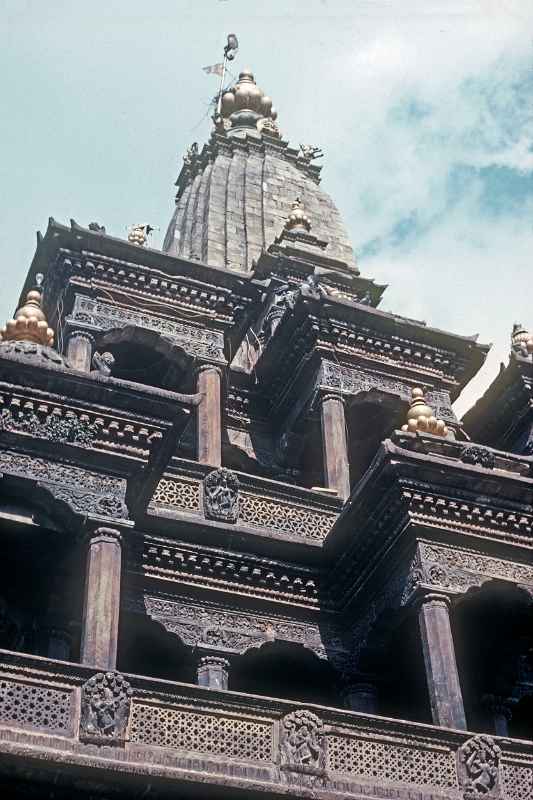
[
  {"left": 46, "top": 627, "right": 72, "bottom": 661},
  {"left": 418, "top": 593, "right": 466, "bottom": 730},
  {"left": 197, "top": 655, "right": 230, "bottom": 690},
  {"left": 80, "top": 527, "right": 122, "bottom": 670},
  {"left": 483, "top": 695, "right": 512, "bottom": 737},
  {"left": 343, "top": 676, "right": 378, "bottom": 714},
  {"left": 320, "top": 393, "right": 351, "bottom": 501},
  {"left": 196, "top": 365, "right": 222, "bottom": 467},
  {"left": 66, "top": 330, "right": 94, "bottom": 372}
]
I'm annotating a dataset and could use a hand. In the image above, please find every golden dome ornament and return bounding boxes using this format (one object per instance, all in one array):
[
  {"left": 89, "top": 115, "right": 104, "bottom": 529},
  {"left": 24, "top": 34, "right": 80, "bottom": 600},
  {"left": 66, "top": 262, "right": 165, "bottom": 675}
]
[
  {"left": 401, "top": 388, "right": 448, "bottom": 437},
  {"left": 285, "top": 198, "right": 312, "bottom": 233},
  {"left": 0, "top": 273, "right": 54, "bottom": 347},
  {"left": 128, "top": 223, "right": 154, "bottom": 247}
]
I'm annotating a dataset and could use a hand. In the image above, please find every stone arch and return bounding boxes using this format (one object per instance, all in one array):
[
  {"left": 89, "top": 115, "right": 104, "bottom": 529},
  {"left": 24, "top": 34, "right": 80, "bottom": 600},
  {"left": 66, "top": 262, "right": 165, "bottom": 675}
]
[
  {"left": 96, "top": 325, "right": 192, "bottom": 390},
  {"left": 229, "top": 639, "right": 344, "bottom": 707},
  {"left": 452, "top": 579, "right": 533, "bottom": 738}
]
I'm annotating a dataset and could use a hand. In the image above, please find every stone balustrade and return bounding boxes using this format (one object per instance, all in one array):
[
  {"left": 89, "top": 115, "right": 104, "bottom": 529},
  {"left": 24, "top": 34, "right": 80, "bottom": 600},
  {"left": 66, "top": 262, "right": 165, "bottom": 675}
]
[{"left": 0, "top": 649, "right": 530, "bottom": 800}]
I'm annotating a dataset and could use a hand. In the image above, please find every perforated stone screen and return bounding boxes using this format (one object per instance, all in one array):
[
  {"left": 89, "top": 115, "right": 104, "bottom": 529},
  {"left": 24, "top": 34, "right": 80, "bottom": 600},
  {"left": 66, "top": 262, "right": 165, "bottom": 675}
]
[
  {"left": 327, "top": 734, "right": 458, "bottom": 790},
  {"left": 0, "top": 678, "right": 72, "bottom": 735},
  {"left": 129, "top": 702, "right": 274, "bottom": 762}
]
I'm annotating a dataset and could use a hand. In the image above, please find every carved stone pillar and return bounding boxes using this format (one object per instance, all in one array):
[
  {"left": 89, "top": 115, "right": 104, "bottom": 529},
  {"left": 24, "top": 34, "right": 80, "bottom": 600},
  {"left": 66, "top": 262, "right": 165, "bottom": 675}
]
[
  {"left": 66, "top": 330, "right": 94, "bottom": 372},
  {"left": 418, "top": 593, "right": 466, "bottom": 730},
  {"left": 196, "top": 365, "right": 222, "bottom": 467},
  {"left": 320, "top": 393, "right": 350, "bottom": 501},
  {"left": 197, "top": 655, "right": 230, "bottom": 690},
  {"left": 343, "top": 676, "right": 378, "bottom": 714},
  {"left": 81, "top": 527, "right": 122, "bottom": 670}
]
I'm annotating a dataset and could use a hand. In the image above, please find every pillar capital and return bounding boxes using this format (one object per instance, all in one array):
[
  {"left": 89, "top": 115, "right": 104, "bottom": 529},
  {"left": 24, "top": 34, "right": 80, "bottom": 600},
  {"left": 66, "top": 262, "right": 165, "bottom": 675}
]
[
  {"left": 416, "top": 591, "right": 452, "bottom": 610},
  {"left": 86, "top": 526, "right": 123, "bottom": 547},
  {"left": 66, "top": 328, "right": 96, "bottom": 345},
  {"left": 320, "top": 391, "right": 347, "bottom": 406},
  {"left": 195, "top": 362, "right": 224, "bottom": 378}
]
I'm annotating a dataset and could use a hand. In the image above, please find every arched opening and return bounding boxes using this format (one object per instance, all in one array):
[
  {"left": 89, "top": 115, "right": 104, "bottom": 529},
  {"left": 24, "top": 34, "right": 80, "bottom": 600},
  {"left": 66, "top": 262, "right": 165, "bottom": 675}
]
[
  {"left": 229, "top": 641, "right": 343, "bottom": 707},
  {"left": 117, "top": 613, "right": 196, "bottom": 684},
  {"left": 96, "top": 326, "right": 190, "bottom": 392},
  {"left": 362, "top": 611, "right": 432, "bottom": 724},
  {"left": 0, "top": 489, "right": 85, "bottom": 662},
  {"left": 453, "top": 581, "right": 533, "bottom": 739},
  {"left": 346, "top": 395, "right": 404, "bottom": 486}
]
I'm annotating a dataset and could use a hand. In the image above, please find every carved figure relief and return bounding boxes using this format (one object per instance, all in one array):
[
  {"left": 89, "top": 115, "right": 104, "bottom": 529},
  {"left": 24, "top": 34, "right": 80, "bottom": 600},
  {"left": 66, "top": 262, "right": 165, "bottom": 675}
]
[
  {"left": 203, "top": 468, "right": 240, "bottom": 522},
  {"left": 80, "top": 672, "right": 133, "bottom": 743},
  {"left": 280, "top": 709, "right": 326, "bottom": 782},
  {"left": 458, "top": 735, "right": 501, "bottom": 800}
]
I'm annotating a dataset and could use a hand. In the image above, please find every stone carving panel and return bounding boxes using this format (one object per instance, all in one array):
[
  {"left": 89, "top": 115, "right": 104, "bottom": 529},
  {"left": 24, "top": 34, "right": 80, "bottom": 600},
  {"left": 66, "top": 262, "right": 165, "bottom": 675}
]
[
  {"left": 419, "top": 543, "right": 533, "bottom": 589},
  {"left": 458, "top": 735, "right": 501, "bottom": 800},
  {"left": 203, "top": 467, "right": 240, "bottom": 523},
  {"left": 67, "top": 295, "right": 225, "bottom": 362},
  {"left": 280, "top": 709, "right": 326, "bottom": 774},
  {"left": 80, "top": 671, "right": 133, "bottom": 743},
  {"left": 0, "top": 403, "right": 99, "bottom": 446},
  {"left": 151, "top": 477, "right": 200, "bottom": 513}
]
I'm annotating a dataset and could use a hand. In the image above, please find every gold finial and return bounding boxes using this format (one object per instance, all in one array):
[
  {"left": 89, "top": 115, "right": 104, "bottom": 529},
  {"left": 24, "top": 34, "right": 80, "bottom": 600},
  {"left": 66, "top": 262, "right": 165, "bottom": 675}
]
[
  {"left": 128, "top": 223, "right": 153, "bottom": 246},
  {"left": 220, "top": 69, "right": 279, "bottom": 133},
  {"left": 401, "top": 388, "right": 448, "bottom": 437},
  {"left": 0, "top": 274, "right": 54, "bottom": 347},
  {"left": 511, "top": 323, "right": 533, "bottom": 355},
  {"left": 285, "top": 197, "right": 311, "bottom": 232}
]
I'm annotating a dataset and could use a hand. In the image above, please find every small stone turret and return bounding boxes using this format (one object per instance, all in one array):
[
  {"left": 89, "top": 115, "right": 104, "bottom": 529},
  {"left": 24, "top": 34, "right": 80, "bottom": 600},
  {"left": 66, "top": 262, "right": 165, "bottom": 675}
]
[
  {"left": 401, "top": 388, "right": 448, "bottom": 437},
  {"left": 1, "top": 274, "right": 54, "bottom": 347}
]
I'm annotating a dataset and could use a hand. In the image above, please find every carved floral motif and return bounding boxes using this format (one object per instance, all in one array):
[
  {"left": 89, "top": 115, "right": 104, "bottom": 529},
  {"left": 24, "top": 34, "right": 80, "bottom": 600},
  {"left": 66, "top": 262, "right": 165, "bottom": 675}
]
[
  {"left": 458, "top": 735, "right": 501, "bottom": 799},
  {"left": 203, "top": 468, "right": 240, "bottom": 523},
  {"left": 461, "top": 446, "right": 496, "bottom": 470},
  {"left": 80, "top": 672, "right": 133, "bottom": 743},
  {"left": 0, "top": 405, "right": 99, "bottom": 446}
]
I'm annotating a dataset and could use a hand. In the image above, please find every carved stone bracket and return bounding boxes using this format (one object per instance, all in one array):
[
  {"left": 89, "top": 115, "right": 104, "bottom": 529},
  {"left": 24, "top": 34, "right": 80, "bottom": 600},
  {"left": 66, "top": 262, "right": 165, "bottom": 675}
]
[
  {"left": 279, "top": 709, "right": 327, "bottom": 787},
  {"left": 0, "top": 449, "right": 129, "bottom": 522},
  {"left": 66, "top": 295, "right": 226, "bottom": 363},
  {"left": 141, "top": 595, "right": 344, "bottom": 662},
  {"left": 79, "top": 671, "right": 133, "bottom": 744},
  {"left": 457, "top": 735, "right": 502, "bottom": 800},
  {"left": 203, "top": 467, "right": 240, "bottom": 523}
]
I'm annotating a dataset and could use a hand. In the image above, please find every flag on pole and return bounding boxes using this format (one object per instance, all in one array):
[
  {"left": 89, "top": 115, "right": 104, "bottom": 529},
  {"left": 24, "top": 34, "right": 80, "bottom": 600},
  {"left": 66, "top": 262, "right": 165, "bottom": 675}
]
[{"left": 203, "top": 63, "right": 225, "bottom": 77}]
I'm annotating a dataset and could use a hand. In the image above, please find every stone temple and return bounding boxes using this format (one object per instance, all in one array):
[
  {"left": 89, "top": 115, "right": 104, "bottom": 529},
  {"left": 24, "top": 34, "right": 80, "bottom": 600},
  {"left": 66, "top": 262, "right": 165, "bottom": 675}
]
[{"left": 0, "top": 65, "right": 531, "bottom": 800}]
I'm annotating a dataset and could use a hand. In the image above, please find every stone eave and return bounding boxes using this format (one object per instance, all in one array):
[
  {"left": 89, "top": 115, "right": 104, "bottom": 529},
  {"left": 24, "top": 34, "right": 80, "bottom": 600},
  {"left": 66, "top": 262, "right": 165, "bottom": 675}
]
[
  {"left": 20, "top": 217, "right": 261, "bottom": 312},
  {"left": 462, "top": 352, "right": 533, "bottom": 445},
  {"left": 326, "top": 434, "right": 533, "bottom": 559}
]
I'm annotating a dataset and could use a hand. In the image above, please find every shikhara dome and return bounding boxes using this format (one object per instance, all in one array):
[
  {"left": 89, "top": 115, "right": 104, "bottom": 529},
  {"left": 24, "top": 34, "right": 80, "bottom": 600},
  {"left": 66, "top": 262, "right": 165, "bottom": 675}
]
[{"left": 163, "top": 69, "right": 358, "bottom": 274}]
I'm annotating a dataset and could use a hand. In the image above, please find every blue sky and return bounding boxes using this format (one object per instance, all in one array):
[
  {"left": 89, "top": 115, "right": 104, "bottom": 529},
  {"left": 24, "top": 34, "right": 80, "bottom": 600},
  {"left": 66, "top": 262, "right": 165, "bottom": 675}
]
[{"left": 1, "top": 0, "right": 533, "bottom": 415}]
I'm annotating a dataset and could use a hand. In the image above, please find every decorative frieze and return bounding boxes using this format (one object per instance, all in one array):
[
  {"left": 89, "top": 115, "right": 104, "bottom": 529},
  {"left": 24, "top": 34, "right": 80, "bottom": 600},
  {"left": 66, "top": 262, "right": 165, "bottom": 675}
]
[
  {"left": 66, "top": 295, "right": 226, "bottom": 362},
  {"left": 137, "top": 539, "right": 320, "bottom": 604},
  {"left": 419, "top": 542, "right": 533, "bottom": 590},
  {"left": 461, "top": 446, "right": 496, "bottom": 469}
]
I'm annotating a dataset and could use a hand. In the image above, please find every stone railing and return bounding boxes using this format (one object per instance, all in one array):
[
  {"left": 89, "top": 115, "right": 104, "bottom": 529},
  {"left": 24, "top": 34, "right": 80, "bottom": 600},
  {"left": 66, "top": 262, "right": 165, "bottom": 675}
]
[
  {"left": 0, "top": 650, "right": 531, "bottom": 799},
  {"left": 149, "top": 458, "right": 341, "bottom": 545}
]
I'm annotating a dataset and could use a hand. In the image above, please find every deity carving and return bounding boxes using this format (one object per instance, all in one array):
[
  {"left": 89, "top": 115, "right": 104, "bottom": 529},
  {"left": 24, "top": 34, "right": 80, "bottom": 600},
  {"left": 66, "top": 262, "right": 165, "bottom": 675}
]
[
  {"left": 458, "top": 734, "right": 501, "bottom": 799},
  {"left": 80, "top": 672, "right": 133, "bottom": 743},
  {"left": 203, "top": 467, "right": 240, "bottom": 523},
  {"left": 280, "top": 709, "right": 325, "bottom": 772}
]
